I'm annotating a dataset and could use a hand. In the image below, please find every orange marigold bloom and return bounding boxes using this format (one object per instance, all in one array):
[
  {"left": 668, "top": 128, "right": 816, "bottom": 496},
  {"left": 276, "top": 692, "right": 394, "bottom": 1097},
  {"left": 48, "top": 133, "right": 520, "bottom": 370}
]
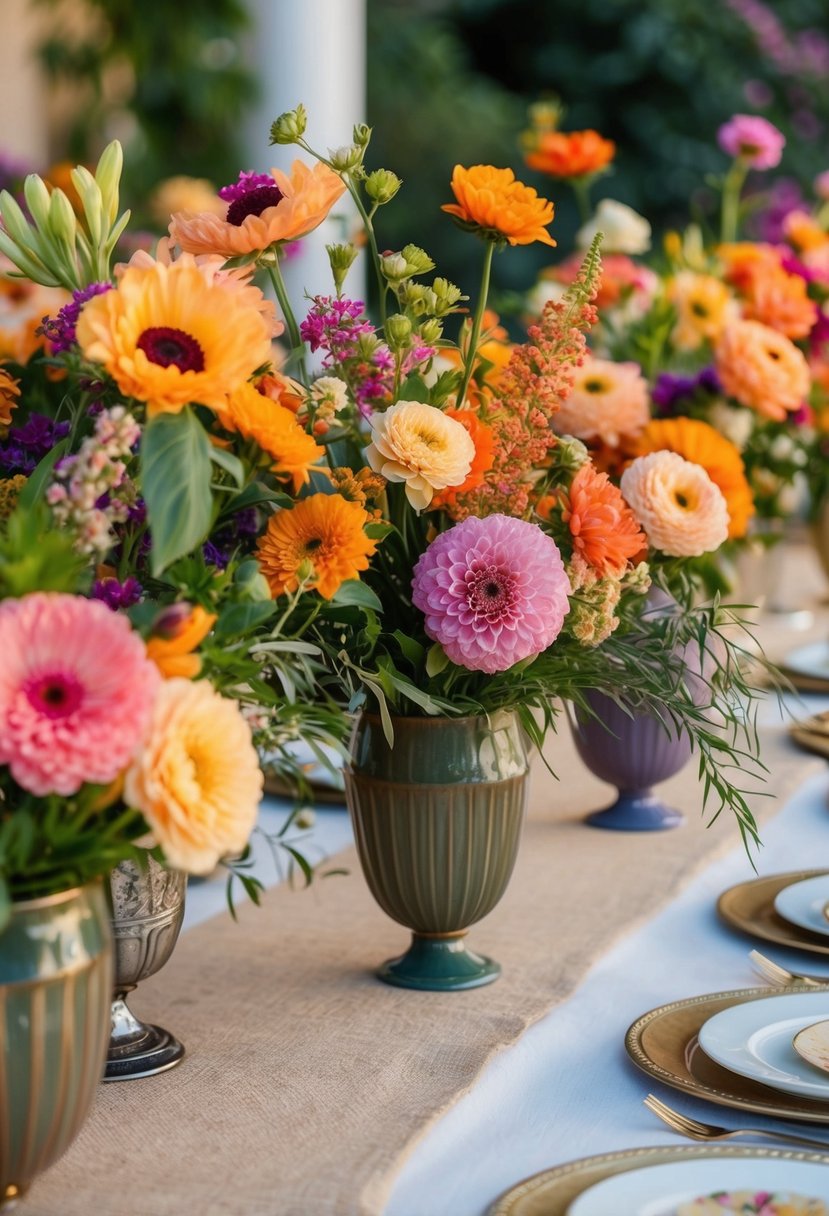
[
  {"left": 715, "top": 319, "right": 810, "bottom": 422},
  {"left": 0, "top": 367, "right": 20, "bottom": 427},
  {"left": 741, "top": 267, "right": 818, "bottom": 340},
  {"left": 76, "top": 255, "right": 276, "bottom": 417},
  {"left": 169, "top": 160, "right": 346, "bottom": 259},
  {"left": 146, "top": 605, "right": 217, "bottom": 679},
  {"left": 634, "top": 417, "right": 754, "bottom": 539},
  {"left": 256, "top": 493, "right": 378, "bottom": 599},
  {"left": 442, "top": 165, "right": 556, "bottom": 247},
  {"left": 431, "top": 409, "right": 495, "bottom": 508},
  {"left": 524, "top": 129, "right": 615, "bottom": 179},
  {"left": 561, "top": 463, "right": 646, "bottom": 578},
  {"left": 225, "top": 382, "right": 323, "bottom": 492}
]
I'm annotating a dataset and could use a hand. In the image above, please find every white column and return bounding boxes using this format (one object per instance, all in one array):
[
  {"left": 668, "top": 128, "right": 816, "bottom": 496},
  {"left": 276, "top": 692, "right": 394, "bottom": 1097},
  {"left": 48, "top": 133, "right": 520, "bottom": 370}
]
[
  {"left": 0, "top": 0, "right": 51, "bottom": 166},
  {"left": 243, "top": 0, "right": 367, "bottom": 319}
]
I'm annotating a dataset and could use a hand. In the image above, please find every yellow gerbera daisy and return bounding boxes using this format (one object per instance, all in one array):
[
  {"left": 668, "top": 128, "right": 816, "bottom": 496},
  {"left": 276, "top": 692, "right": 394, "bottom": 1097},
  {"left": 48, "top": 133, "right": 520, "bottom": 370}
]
[
  {"left": 225, "top": 382, "right": 323, "bottom": 492},
  {"left": 256, "top": 493, "right": 378, "bottom": 600},
  {"left": 75, "top": 255, "right": 275, "bottom": 416}
]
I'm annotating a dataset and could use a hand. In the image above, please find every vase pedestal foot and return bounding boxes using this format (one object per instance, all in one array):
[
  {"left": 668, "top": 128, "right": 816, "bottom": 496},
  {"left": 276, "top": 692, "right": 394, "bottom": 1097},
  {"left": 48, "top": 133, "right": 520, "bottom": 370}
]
[
  {"left": 104, "top": 996, "right": 185, "bottom": 1081},
  {"left": 378, "top": 932, "right": 500, "bottom": 991},
  {"left": 586, "top": 789, "right": 684, "bottom": 832}
]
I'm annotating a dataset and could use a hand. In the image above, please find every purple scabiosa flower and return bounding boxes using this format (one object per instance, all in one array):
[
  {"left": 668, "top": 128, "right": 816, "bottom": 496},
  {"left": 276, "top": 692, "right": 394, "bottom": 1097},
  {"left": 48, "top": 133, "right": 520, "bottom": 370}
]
[
  {"left": 717, "top": 114, "right": 785, "bottom": 169},
  {"left": 411, "top": 514, "right": 571, "bottom": 674},
  {"left": 651, "top": 369, "right": 720, "bottom": 416},
  {"left": 40, "top": 282, "right": 112, "bottom": 354},
  {"left": 92, "top": 576, "right": 143, "bottom": 610},
  {"left": 218, "top": 171, "right": 276, "bottom": 202}
]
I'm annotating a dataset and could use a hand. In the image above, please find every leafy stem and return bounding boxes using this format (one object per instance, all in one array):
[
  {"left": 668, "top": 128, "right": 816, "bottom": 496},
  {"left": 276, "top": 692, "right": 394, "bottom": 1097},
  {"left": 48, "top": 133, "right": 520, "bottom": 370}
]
[
  {"left": 457, "top": 239, "right": 496, "bottom": 408},
  {"left": 265, "top": 257, "right": 308, "bottom": 385}
]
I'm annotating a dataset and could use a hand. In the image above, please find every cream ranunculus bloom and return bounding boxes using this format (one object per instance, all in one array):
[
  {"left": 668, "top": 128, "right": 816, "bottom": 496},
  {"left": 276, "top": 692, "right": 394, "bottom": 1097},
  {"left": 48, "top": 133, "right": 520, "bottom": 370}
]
[
  {"left": 365, "top": 400, "right": 475, "bottom": 511},
  {"left": 576, "top": 199, "right": 652, "bottom": 255},
  {"left": 620, "top": 451, "right": 730, "bottom": 558},
  {"left": 125, "top": 678, "right": 263, "bottom": 875}
]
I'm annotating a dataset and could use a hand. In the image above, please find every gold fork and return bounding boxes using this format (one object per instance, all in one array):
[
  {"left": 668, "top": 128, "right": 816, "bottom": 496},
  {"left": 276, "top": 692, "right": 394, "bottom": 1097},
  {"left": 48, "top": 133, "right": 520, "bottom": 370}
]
[
  {"left": 644, "top": 1093, "right": 829, "bottom": 1151},
  {"left": 749, "top": 949, "right": 829, "bottom": 989}
]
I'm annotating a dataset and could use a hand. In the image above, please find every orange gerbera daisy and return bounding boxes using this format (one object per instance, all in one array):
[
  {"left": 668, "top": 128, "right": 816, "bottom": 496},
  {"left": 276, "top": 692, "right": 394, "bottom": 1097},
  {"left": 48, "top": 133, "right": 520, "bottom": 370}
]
[
  {"left": 431, "top": 409, "right": 495, "bottom": 509},
  {"left": 741, "top": 267, "right": 818, "bottom": 340},
  {"left": 442, "top": 165, "right": 556, "bottom": 247},
  {"left": 0, "top": 367, "right": 20, "bottom": 427},
  {"left": 634, "top": 417, "right": 754, "bottom": 539},
  {"left": 256, "top": 493, "right": 378, "bottom": 599},
  {"left": 169, "top": 161, "right": 346, "bottom": 259},
  {"left": 75, "top": 255, "right": 275, "bottom": 416},
  {"left": 715, "top": 319, "right": 810, "bottom": 422},
  {"left": 561, "top": 463, "right": 646, "bottom": 578},
  {"left": 225, "top": 382, "right": 323, "bottom": 492},
  {"left": 146, "top": 605, "right": 217, "bottom": 679},
  {"left": 524, "top": 129, "right": 615, "bottom": 179}
]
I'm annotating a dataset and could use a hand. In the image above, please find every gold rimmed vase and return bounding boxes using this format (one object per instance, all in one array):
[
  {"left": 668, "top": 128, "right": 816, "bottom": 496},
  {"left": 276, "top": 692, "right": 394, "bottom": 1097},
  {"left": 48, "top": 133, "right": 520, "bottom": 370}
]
[
  {"left": 344, "top": 711, "right": 529, "bottom": 991},
  {"left": 105, "top": 855, "right": 186, "bottom": 1081},
  {"left": 0, "top": 883, "right": 112, "bottom": 1207}
]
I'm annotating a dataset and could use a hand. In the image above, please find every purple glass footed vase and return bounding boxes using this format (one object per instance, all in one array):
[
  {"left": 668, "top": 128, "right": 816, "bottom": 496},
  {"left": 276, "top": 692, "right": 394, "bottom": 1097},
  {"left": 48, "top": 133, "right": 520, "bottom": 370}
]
[{"left": 569, "top": 691, "right": 693, "bottom": 832}]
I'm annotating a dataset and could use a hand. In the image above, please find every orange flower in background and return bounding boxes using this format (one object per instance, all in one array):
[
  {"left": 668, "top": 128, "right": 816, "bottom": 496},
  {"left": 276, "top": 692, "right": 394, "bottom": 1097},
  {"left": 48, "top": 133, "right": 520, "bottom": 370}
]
[
  {"left": 225, "top": 382, "right": 323, "bottom": 492},
  {"left": 668, "top": 271, "right": 734, "bottom": 351},
  {"left": 76, "top": 255, "right": 275, "bottom": 416},
  {"left": 561, "top": 463, "right": 646, "bottom": 578},
  {"left": 784, "top": 210, "right": 829, "bottom": 253},
  {"left": 715, "top": 319, "right": 810, "bottom": 422},
  {"left": 524, "top": 129, "right": 615, "bottom": 179},
  {"left": 256, "top": 493, "right": 378, "bottom": 600},
  {"left": 544, "top": 252, "right": 657, "bottom": 312},
  {"left": 718, "top": 242, "right": 783, "bottom": 292},
  {"left": 634, "top": 417, "right": 754, "bottom": 539},
  {"left": 431, "top": 409, "right": 495, "bottom": 508},
  {"left": 146, "top": 605, "right": 217, "bottom": 679},
  {"left": 256, "top": 371, "right": 306, "bottom": 414},
  {"left": 0, "top": 367, "right": 20, "bottom": 427},
  {"left": 169, "top": 160, "right": 346, "bottom": 259},
  {"left": 741, "top": 267, "right": 818, "bottom": 340},
  {"left": 442, "top": 165, "right": 557, "bottom": 247}
]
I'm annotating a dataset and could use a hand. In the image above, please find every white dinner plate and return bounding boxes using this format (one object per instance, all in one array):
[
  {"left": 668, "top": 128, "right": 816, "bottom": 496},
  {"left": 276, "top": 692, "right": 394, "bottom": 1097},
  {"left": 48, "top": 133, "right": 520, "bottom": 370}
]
[
  {"left": 566, "top": 1155, "right": 829, "bottom": 1216},
  {"left": 783, "top": 641, "right": 829, "bottom": 680},
  {"left": 698, "top": 992, "right": 829, "bottom": 1100},
  {"left": 775, "top": 875, "right": 829, "bottom": 939}
]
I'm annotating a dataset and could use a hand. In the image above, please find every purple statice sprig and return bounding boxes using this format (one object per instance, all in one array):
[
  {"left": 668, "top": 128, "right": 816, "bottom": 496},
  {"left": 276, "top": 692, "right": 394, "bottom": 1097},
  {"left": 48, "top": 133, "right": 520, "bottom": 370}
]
[
  {"left": 651, "top": 367, "right": 721, "bottom": 416},
  {"left": 0, "top": 414, "right": 70, "bottom": 476},
  {"left": 40, "top": 282, "right": 112, "bottom": 355}
]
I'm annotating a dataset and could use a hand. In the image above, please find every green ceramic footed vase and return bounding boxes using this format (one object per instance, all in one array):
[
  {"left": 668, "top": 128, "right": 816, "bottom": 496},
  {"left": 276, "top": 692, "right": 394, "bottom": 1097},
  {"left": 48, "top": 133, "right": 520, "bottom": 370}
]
[
  {"left": 344, "top": 711, "right": 530, "bottom": 991},
  {"left": 0, "top": 884, "right": 113, "bottom": 1207}
]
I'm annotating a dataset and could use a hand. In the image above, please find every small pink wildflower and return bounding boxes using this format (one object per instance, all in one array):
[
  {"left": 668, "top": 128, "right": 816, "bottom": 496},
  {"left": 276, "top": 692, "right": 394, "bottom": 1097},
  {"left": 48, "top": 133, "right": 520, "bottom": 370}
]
[{"left": 717, "top": 114, "right": 785, "bottom": 169}]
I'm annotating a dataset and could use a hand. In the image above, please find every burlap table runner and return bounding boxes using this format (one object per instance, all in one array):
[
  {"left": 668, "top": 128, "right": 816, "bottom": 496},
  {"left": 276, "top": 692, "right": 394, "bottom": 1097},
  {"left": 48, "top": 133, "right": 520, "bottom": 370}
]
[{"left": 23, "top": 545, "right": 829, "bottom": 1216}]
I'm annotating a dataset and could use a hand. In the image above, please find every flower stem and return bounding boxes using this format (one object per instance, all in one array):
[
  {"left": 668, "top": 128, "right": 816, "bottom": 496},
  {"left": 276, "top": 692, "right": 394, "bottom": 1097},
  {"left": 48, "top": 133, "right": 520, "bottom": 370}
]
[
  {"left": 720, "top": 160, "right": 749, "bottom": 244},
  {"left": 571, "top": 177, "right": 592, "bottom": 225},
  {"left": 344, "top": 177, "right": 388, "bottom": 326},
  {"left": 266, "top": 256, "right": 309, "bottom": 386},
  {"left": 456, "top": 240, "right": 496, "bottom": 408}
]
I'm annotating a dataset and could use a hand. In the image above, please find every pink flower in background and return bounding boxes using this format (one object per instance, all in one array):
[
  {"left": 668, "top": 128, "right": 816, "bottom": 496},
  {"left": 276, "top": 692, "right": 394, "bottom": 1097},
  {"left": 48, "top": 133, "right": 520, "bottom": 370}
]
[
  {"left": 411, "top": 515, "right": 570, "bottom": 673},
  {"left": 0, "top": 593, "right": 159, "bottom": 795},
  {"left": 815, "top": 170, "right": 829, "bottom": 201},
  {"left": 717, "top": 114, "right": 785, "bottom": 169}
]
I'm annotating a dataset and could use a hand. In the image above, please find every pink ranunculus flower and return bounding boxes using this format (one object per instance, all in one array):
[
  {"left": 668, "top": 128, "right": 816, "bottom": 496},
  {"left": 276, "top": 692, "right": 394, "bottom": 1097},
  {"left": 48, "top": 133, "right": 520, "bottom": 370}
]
[
  {"left": 411, "top": 515, "right": 571, "bottom": 674},
  {"left": 0, "top": 593, "right": 160, "bottom": 796},
  {"left": 717, "top": 114, "right": 785, "bottom": 169}
]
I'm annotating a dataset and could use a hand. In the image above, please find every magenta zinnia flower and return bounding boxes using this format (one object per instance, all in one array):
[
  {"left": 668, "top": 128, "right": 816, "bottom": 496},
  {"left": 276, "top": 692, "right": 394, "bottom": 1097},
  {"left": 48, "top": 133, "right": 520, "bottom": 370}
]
[
  {"left": 412, "top": 515, "right": 571, "bottom": 674},
  {"left": 0, "top": 593, "right": 160, "bottom": 796},
  {"left": 717, "top": 114, "right": 785, "bottom": 169}
]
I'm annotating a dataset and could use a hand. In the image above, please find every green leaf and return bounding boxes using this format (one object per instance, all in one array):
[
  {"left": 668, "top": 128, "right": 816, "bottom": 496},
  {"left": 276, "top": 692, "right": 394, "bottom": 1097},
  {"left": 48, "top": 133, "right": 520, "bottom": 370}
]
[
  {"left": 393, "top": 629, "right": 424, "bottom": 667},
  {"left": 209, "top": 445, "right": 245, "bottom": 487},
  {"left": 330, "top": 579, "right": 383, "bottom": 612},
  {"left": 426, "top": 642, "right": 450, "bottom": 678},
  {"left": 141, "top": 408, "right": 213, "bottom": 575},
  {"left": 398, "top": 373, "right": 431, "bottom": 403},
  {"left": 213, "top": 601, "right": 276, "bottom": 639},
  {"left": 217, "top": 480, "right": 293, "bottom": 518},
  {"left": 18, "top": 439, "right": 70, "bottom": 510}
]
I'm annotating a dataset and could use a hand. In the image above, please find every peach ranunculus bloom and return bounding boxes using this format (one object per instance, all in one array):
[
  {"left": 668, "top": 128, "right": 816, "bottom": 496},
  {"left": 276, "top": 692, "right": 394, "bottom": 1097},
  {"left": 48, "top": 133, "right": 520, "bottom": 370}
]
[
  {"left": 524, "top": 129, "right": 616, "bottom": 179},
  {"left": 366, "top": 400, "right": 475, "bottom": 511},
  {"left": 717, "top": 241, "right": 783, "bottom": 292},
  {"left": 168, "top": 160, "right": 346, "bottom": 259},
  {"left": 741, "top": 267, "right": 818, "bottom": 340},
  {"left": 560, "top": 463, "right": 646, "bottom": 579},
  {"left": 715, "top": 319, "right": 811, "bottom": 421},
  {"left": 668, "top": 271, "right": 735, "bottom": 351},
  {"left": 442, "top": 165, "right": 557, "bottom": 247},
  {"left": 552, "top": 356, "right": 650, "bottom": 447},
  {"left": 620, "top": 451, "right": 730, "bottom": 558},
  {"left": 125, "top": 677, "right": 263, "bottom": 875}
]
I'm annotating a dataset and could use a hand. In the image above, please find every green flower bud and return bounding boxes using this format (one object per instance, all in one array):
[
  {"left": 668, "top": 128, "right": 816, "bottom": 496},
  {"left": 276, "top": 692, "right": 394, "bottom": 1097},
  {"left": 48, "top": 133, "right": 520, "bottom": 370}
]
[
  {"left": 431, "top": 277, "right": 467, "bottom": 317},
  {"left": 48, "top": 189, "right": 78, "bottom": 249},
  {"left": 398, "top": 282, "right": 438, "bottom": 317},
  {"left": 401, "top": 244, "right": 435, "bottom": 276},
  {"left": 23, "top": 174, "right": 51, "bottom": 230},
  {"left": 380, "top": 251, "right": 410, "bottom": 283},
  {"left": 328, "top": 144, "right": 362, "bottom": 172},
  {"left": 555, "top": 435, "right": 590, "bottom": 473},
  {"left": 352, "top": 122, "right": 372, "bottom": 148},
  {"left": 94, "top": 141, "right": 123, "bottom": 226},
  {"left": 354, "top": 332, "right": 382, "bottom": 359},
  {"left": 235, "top": 558, "right": 272, "bottom": 602},
  {"left": 364, "top": 169, "right": 402, "bottom": 205},
  {"left": 419, "top": 318, "right": 443, "bottom": 345},
  {"left": 326, "top": 241, "right": 359, "bottom": 293},
  {"left": 270, "top": 104, "right": 307, "bottom": 146},
  {"left": 70, "top": 165, "right": 104, "bottom": 246},
  {"left": 384, "top": 313, "right": 413, "bottom": 350}
]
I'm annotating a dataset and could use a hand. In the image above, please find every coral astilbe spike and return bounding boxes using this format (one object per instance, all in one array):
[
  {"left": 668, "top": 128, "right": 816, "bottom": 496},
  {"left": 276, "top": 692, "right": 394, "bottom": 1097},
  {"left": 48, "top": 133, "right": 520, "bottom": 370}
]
[{"left": 448, "top": 238, "right": 601, "bottom": 520}]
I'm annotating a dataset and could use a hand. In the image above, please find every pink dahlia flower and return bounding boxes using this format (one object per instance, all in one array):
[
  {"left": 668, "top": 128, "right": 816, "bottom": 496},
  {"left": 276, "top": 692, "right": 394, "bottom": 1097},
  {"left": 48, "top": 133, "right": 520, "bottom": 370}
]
[
  {"left": 411, "top": 515, "right": 571, "bottom": 674},
  {"left": 0, "top": 593, "right": 160, "bottom": 796},
  {"left": 717, "top": 114, "right": 785, "bottom": 169}
]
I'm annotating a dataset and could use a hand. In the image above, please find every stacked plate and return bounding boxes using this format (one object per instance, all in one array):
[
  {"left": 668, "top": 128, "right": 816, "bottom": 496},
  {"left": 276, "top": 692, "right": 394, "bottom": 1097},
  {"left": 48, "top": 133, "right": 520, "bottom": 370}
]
[{"left": 719, "top": 869, "right": 829, "bottom": 958}]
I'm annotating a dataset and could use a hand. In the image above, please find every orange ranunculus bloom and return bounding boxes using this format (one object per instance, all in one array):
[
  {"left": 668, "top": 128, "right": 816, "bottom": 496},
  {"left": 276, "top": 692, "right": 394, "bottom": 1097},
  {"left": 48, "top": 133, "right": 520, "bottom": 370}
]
[
  {"left": 431, "top": 409, "right": 495, "bottom": 509},
  {"left": 741, "top": 267, "right": 818, "bottom": 341},
  {"left": 442, "top": 165, "right": 556, "bottom": 247},
  {"left": 0, "top": 367, "right": 20, "bottom": 427},
  {"left": 715, "top": 319, "right": 810, "bottom": 422},
  {"left": 146, "top": 605, "right": 217, "bottom": 679},
  {"left": 225, "top": 381, "right": 323, "bottom": 492},
  {"left": 256, "top": 493, "right": 378, "bottom": 600},
  {"left": 784, "top": 210, "right": 829, "bottom": 253},
  {"left": 524, "top": 129, "right": 615, "bottom": 180},
  {"left": 633, "top": 417, "right": 754, "bottom": 540},
  {"left": 561, "top": 463, "right": 645, "bottom": 578},
  {"left": 718, "top": 242, "right": 783, "bottom": 292},
  {"left": 169, "top": 160, "right": 346, "bottom": 259}
]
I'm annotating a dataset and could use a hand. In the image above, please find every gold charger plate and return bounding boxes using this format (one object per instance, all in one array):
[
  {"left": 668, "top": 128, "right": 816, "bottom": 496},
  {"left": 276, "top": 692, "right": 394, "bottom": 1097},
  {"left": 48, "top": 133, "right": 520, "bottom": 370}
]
[
  {"left": 262, "top": 773, "right": 347, "bottom": 806},
  {"left": 718, "top": 870, "right": 829, "bottom": 957},
  {"left": 487, "top": 1145, "right": 829, "bottom": 1215},
  {"left": 625, "top": 985, "right": 829, "bottom": 1123}
]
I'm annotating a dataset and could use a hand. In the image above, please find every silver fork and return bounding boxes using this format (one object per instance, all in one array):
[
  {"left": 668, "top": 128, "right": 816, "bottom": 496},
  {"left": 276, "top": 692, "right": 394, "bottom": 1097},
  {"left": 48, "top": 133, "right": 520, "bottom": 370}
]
[
  {"left": 644, "top": 1093, "right": 829, "bottom": 1151},
  {"left": 749, "top": 949, "right": 829, "bottom": 989}
]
